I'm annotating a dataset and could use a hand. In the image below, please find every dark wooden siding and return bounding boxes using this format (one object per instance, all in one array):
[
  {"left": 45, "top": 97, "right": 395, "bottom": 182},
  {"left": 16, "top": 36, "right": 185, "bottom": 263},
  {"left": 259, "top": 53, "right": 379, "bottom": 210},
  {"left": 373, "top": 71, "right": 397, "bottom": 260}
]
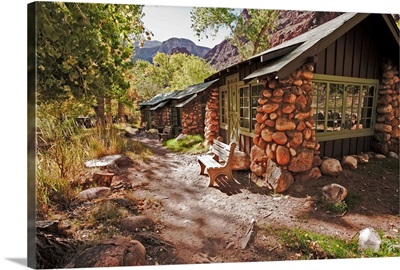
[
  {"left": 314, "top": 23, "right": 381, "bottom": 79},
  {"left": 239, "top": 134, "right": 253, "bottom": 154},
  {"left": 318, "top": 136, "right": 373, "bottom": 158},
  {"left": 219, "top": 128, "right": 228, "bottom": 144}
]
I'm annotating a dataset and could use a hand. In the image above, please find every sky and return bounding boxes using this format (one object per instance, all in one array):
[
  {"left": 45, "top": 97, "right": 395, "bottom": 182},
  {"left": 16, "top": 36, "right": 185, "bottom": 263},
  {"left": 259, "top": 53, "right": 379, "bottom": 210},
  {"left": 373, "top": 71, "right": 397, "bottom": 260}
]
[
  {"left": 141, "top": 5, "right": 234, "bottom": 48},
  {"left": 0, "top": 1, "right": 400, "bottom": 270}
]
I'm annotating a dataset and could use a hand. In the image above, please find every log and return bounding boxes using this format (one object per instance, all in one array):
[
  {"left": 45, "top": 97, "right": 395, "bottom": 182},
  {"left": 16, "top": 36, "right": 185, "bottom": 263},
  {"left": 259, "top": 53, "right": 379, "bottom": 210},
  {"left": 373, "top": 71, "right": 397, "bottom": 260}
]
[{"left": 93, "top": 172, "right": 115, "bottom": 187}]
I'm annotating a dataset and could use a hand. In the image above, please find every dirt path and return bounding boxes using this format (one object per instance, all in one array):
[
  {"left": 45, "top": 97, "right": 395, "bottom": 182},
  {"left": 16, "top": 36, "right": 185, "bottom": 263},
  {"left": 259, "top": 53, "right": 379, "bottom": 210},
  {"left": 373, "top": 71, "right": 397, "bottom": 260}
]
[{"left": 116, "top": 132, "right": 399, "bottom": 264}]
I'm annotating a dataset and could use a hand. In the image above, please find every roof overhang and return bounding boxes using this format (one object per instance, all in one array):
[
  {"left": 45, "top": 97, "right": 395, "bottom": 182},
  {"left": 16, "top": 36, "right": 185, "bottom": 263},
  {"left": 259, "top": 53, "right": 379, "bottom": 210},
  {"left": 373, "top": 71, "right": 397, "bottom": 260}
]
[
  {"left": 150, "top": 100, "right": 168, "bottom": 111},
  {"left": 243, "top": 13, "right": 368, "bottom": 83},
  {"left": 175, "top": 94, "right": 197, "bottom": 108}
]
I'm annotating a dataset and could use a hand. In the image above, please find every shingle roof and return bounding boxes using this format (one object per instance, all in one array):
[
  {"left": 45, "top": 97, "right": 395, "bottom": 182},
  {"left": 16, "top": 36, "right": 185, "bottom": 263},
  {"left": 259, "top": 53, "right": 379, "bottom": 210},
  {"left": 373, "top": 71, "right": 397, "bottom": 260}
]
[
  {"left": 139, "top": 79, "right": 219, "bottom": 108},
  {"left": 243, "top": 13, "right": 360, "bottom": 81}
]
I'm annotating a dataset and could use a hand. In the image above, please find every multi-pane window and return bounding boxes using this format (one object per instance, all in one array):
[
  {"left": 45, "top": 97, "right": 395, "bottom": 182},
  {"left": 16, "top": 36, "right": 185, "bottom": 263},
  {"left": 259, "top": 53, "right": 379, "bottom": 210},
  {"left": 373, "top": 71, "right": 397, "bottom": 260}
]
[
  {"left": 220, "top": 89, "right": 228, "bottom": 124},
  {"left": 237, "top": 84, "right": 263, "bottom": 131},
  {"left": 251, "top": 85, "right": 263, "bottom": 131},
  {"left": 312, "top": 75, "right": 377, "bottom": 138},
  {"left": 239, "top": 86, "right": 250, "bottom": 128}
]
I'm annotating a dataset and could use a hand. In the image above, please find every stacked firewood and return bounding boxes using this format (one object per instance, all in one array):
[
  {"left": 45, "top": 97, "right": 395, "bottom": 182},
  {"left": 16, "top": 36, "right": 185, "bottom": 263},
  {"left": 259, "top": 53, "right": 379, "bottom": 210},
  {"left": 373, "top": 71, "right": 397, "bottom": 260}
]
[
  {"left": 373, "top": 62, "right": 400, "bottom": 154},
  {"left": 181, "top": 99, "right": 203, "bottom": 135},
  {"left": 204, "top": 88, "right": 220, "bottom": 145},
  {"left": 250, "top": 64, "right": 321, "bottom": 192}
]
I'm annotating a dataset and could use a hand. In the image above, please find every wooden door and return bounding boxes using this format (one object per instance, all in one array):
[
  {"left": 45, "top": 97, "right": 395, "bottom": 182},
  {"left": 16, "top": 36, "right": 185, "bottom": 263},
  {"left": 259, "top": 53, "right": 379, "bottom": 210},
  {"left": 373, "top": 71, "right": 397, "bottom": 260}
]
[{"left": 227, "top": 74, "right": 239, "bottom": 143}]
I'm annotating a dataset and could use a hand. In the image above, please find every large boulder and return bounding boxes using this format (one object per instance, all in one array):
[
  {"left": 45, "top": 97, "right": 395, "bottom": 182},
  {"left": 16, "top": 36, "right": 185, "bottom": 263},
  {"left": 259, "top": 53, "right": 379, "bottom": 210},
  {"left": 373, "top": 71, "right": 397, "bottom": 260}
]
[
  {"left": 288, "top": 148, "right": 314, "bottom": 172},
  {"left": 320, "top": 158, "right": 342, "bottom": 176},
  {"left": 65, "top": 237, "right": 146, "bottom": 268},
  {"left": 232, "top": 150, "right": 251, "bottom": 170},
  {"left": 250, "top": 161, "right": 265, "bottom": 177},
  {"left": 294, "top": 167, "right": 322, "bottom": 182},
  {"left": 265, "top": 159, "right": 294, "bottom": 193}
]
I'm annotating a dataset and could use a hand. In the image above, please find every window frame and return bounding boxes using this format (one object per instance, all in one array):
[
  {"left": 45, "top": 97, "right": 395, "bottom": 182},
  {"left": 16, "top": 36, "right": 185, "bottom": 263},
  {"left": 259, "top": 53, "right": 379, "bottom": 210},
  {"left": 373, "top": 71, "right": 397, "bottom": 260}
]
[
  {"left": 312, "top": 74, "right": 378, "bottom": 142},
  {"left": 219, "top": 85, "right": 228, "bottom": 129}
]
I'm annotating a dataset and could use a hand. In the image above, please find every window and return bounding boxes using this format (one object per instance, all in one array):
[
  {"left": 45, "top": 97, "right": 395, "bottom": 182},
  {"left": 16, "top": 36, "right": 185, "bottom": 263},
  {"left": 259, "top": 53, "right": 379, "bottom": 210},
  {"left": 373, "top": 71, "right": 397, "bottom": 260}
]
[
  {"left": 251, "top": 84, "right": 263, "bottom": 131},
  {"left": 312, "top": 75, "right": 377, "bottom": 140},
  {"left": 220, "top": 89, "right": 228, "bottom": 124},
  {"left": 239, "top": 86, "right": 250, "bottom": 128}
]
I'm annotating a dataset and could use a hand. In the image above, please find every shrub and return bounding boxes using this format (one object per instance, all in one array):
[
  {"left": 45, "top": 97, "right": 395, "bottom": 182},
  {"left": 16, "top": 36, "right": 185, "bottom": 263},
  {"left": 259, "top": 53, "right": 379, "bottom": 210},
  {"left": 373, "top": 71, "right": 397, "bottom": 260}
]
[{"left": 163, "top": 134, "right": 207, "bottom": 154}]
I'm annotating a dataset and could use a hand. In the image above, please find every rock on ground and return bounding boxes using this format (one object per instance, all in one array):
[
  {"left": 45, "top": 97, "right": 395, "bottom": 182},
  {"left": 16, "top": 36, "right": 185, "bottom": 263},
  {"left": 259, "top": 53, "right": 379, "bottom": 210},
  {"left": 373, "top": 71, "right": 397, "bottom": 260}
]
[
  {"left": 76, "top": 187, "right": 111, "bottom": 202},
  {"left": 322, "top": 183, "right": 348, "bottom": 203},
  {"left": 358, "top": 227, "right": 382, "bottom": 252},
  {"left": 65, "top": 237, "right": 146, "bottom": 268},
  {"left": 120, "top": 216, "right": 154, "bottom": 232},
  {"left": 341, "top": 156, "right": 358, "bottom": 170},
  {"left": 320, "top": 158, "right": 342, "bottom": 176}
]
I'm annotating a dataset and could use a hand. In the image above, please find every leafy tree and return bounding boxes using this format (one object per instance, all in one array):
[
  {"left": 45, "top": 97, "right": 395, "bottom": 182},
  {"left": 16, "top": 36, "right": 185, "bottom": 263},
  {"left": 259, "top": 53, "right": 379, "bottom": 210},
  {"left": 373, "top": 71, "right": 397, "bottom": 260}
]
[
  {"left": 190, "top": 7, "right": 279, "bottom": 59},
  {"left": 37, "top": 2, "right": 150, "bottom": 124},
  {"left": 131, "top": 52, "right": 215, "bottom": 100}
]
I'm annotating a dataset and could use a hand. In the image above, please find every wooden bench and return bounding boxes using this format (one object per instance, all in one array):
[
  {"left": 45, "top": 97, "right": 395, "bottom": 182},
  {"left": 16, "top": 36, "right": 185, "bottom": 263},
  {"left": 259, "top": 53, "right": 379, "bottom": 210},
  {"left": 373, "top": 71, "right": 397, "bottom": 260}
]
[
  {"left": 137, "top": 121, "right": 148, "bottom": 133},
  {"left": 158, "top": 125, "right": 172, "bottom": 141},
  {"left": 197, "top": 139, "right": 236, "bottom": 187}
]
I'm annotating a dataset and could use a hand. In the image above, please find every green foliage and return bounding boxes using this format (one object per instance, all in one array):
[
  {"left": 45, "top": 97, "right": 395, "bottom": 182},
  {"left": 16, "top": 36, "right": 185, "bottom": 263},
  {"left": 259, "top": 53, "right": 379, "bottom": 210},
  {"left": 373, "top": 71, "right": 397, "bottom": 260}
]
[
  {"left": 88, "top": 201, "right": 130, "bottom": 224},
  {"left": 190, "top": 7, "right": 279, "bottom": 59},
  {"left": 36, "top": 2, "right": 149, "bottom": 114},
  {"left": 164, "top": 135, "right": 207, "bottom": 154},
  {"left": 131, "top": 53, "right": 215, "bottom": 100},
  {"left": 36, "top": 102, "right": 151, "bottom": 218},
  {"left": 316, "top": 192, "right": 361, "bottom": 214},
  {"left": 261, "top": 225, "right": 400, "bottom": 259}
]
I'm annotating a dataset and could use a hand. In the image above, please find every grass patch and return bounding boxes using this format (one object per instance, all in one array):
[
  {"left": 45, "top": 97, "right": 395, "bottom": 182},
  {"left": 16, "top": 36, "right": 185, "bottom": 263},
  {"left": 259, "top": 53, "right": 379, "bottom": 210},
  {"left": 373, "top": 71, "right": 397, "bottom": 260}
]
[
  {"left": 163, "top": 134, "right": 207, "bottom": 154},
  {"left": 36, "top": 103, "right": 153, "bottom": 219},
  {"left": 260, "top": 225, "right": 400, "bottom": 259},
  {"left": 88, "top": 201, "right": 130, "bottom": 225},
  {"left": 316, "top": 192, "right": 362, "bottom": 214}
]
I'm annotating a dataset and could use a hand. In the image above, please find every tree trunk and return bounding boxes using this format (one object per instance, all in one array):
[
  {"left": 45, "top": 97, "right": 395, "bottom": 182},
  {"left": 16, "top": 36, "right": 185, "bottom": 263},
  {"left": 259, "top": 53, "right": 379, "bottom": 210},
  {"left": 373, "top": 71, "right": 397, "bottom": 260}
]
[
  {"left": 118, "top": 102, "right": 126, "bottom": 123},
  {"left": 106, "top": 98, "right": 113, "bottom": 125},
  {"left": 95, "top": 96, "right": 105, "bottom": 126}
]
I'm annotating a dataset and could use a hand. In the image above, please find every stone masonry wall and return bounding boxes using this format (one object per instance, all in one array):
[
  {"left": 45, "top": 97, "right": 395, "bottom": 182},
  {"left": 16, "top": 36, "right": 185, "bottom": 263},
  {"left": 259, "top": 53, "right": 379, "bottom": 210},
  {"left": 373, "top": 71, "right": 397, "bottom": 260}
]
[
  {"left": 204, "top": 88, "right": 220, "bottom": 146},
  {"left": 250, "top": 64, "right": 321, "bottom": 192},
  {"left": 181, "top": 99, "right": 204, "bottom": 135},
  {"left": 373, "top": 61, "right": 400, "bottom": 155}
]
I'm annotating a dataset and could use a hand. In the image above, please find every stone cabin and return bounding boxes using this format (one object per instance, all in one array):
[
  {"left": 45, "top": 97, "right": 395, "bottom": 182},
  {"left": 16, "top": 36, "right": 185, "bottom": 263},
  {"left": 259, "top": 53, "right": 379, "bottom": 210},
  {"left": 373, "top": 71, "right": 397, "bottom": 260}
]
[
  {"left": 201, "top": 13, "right": 399, "bottom": 188},
  {"left": 139, "top": 79, "right": 218, "bottom": 136}
]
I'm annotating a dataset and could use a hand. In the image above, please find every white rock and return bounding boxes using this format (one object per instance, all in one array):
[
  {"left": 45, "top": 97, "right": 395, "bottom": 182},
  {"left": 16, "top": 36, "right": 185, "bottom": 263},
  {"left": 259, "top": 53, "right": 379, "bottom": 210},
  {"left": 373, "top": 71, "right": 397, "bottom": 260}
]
[
  {"left": 358, "top": 227, "right": 381, "bottom": 252},
  {"left": 374, "top": 154, "right": 386, "bottom": 159},
  {"left": 388, "top": 151, "right": 399, "bottom": 159},
  {"left": 85, "top": 154, "right": 122, "bottom": 167}
]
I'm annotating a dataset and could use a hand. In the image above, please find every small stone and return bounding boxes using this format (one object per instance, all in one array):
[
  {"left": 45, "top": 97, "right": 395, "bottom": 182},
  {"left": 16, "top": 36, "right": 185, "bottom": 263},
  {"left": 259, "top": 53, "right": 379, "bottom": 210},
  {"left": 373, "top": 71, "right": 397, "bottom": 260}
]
[
  {"left": 356, "top": 153, "right": 369, "bottom": 164},
  {"left": 320, "top": 158, "right": 342, "bottom": 176},
  {"left": 322, "top": 183, "right": 348, "bottom": 202},
  {"left": 341, "top": 156, "right": 358, "bottom": 170},
  {"left": 276, "top": 145, "right": 291, "bottom": 165},
  {"left": 275, "top": 117, "right": 296, "bottom": 131},
  {"left": 76, "top": 187, "right": 111, "bottom": 202},
  {"left": 304, "top": 200, "right": 315, "bottom": 208},
  {"left": 388, "top": 151, "right": 399, "bottom": 159},
  {"left": 374, "top": 154, "right": 386, "bottom": 159},
  {"left": 272, "top": 132, "right": 288, "bottom": 145},
  {"left": 226, "top": 242, "right": 235, "bottom": 250},
  {"left": 120, "top": 216, "right": 154, "bottom": 232}
]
